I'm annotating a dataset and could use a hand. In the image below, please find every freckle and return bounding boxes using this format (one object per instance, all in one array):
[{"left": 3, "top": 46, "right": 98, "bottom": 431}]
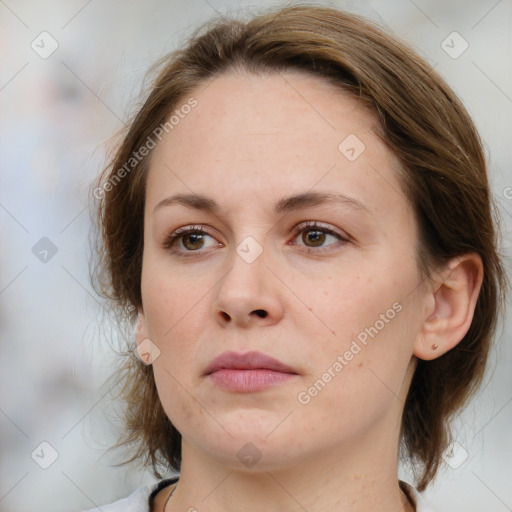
[{"left": 357, "top": 363, "right": 362, "bottom": 367}]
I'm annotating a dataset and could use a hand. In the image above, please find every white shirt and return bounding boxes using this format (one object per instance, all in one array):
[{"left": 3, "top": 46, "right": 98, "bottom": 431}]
[{"left": 83, "top": 478, "right": 435, "bottom": 511}]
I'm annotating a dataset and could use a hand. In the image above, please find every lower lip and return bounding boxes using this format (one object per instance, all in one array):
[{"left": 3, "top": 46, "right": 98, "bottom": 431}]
[{"left": 208, "top": 369, "right": 297, "bottom": 392}]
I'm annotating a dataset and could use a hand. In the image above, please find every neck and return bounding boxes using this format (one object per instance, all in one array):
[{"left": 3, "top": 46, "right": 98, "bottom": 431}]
[{"left": 167, "top": 424, "right": 414, "bottom": 512}]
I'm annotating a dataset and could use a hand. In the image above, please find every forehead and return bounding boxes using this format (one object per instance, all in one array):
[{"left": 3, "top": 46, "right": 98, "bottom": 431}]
[{"left": 146, "top": 70, "right": 407, "bottom": 222}]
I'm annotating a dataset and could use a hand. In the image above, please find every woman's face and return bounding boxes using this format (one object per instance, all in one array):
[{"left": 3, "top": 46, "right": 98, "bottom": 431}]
[{"left": 138, "top": 71, "right": 429, "bottom": 470}]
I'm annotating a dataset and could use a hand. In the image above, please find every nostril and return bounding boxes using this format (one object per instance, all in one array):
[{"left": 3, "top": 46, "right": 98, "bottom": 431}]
[
  {"left": 220, "top": 311, "right": 230, "bottom": 321},
  {"left": 253, "top": 309, "right": 267, "bottom": 318}
]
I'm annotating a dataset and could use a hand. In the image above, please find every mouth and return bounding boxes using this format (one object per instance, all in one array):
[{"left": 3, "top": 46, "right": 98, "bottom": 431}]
[
  {"left": 203, "top": 350, "right": 298, "bottom": 376},
  {"left": 207, "top": 368, "right": 298, "bottom": 392},
  {"left": 203, "top": 351, "right": 299, "bottom": 392}
]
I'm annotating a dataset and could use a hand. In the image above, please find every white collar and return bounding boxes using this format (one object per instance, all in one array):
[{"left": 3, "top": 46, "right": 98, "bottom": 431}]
[{"left": 85, "top": 478, "right": 436, "bottom": 512}]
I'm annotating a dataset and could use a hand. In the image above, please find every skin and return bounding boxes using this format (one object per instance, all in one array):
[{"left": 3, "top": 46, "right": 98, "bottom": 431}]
[{"left": 137, "top": 70, "right": 483, "bottom": 512}]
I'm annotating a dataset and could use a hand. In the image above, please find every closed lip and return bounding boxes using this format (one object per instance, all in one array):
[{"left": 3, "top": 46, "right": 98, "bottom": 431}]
[{"left": 203, "top": 350, "right": 298, "bottom": 376}]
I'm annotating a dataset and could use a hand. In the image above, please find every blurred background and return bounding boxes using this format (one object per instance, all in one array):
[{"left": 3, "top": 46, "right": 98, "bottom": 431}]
[{"left": 0, "top": 1, "right": 511, "bottom": 511}]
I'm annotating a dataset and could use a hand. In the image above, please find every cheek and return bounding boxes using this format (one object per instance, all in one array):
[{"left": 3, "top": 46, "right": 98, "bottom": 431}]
[
  {"left": 300, "top": 265, "right": 415, "bottom": 386},
  {"left": 152, "top": 366, "right": 207, "bottom": 442},
  {"left": 293, "top": 304, "right": 414, "bottom": 442},
  {"left": 141, "top": 258, "right": 203, "bottom": 335},
  {"left": 307, "top": 270, "right": 397, "bottom": 338},
  {"left": 141, "top": 272, "right": 211, "bottom": 395}
]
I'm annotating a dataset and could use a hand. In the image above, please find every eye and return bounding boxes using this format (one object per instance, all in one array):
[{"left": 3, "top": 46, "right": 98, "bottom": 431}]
[
  {"left": 163, "top": 225, "right": 220, "bottom": 256},
  {"left": 163, "top": 221, "right": 349, "bottom": 258},
  {"left": 290, "top": 221, "right": 349, "bottom": 252}
]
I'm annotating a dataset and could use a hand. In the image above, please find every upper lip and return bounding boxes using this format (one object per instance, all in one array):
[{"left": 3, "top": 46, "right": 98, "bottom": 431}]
[{"left": 203, "top": 350, "right": 298, "bottom": 375}]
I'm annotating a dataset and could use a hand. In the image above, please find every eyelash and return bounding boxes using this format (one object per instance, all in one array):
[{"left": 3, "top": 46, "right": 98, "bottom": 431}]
[{"left": 162, "top": 221, "right": 350, "bottom": 258}]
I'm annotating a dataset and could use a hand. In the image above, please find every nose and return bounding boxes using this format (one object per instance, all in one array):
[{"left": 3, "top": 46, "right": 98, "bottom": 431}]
[{"left": 212, "top": 241, "right": 285, "bottom": 328}]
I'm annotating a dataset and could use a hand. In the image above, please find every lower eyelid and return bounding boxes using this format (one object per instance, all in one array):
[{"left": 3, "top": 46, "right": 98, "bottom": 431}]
[{"left": 290, "top": 235, "right": 348, "bottom": 253}]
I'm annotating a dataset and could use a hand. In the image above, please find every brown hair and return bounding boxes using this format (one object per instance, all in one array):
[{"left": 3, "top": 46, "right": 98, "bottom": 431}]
[{"left": 92, "top": 4, "right": 508, "bottom": 491}]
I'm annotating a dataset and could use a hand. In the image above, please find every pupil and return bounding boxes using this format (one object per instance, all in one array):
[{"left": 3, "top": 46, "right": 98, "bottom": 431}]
[
  {"left": 304, "top": 230, "right": 325, "bottom": 247},
  {"left": 184, "top": 233, "right": 203, "bottom": 250}
]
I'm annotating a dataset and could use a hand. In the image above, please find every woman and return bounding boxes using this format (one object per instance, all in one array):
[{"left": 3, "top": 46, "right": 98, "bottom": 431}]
[{"left": 89, "top": 5, "right": 507, "bottom": 511}]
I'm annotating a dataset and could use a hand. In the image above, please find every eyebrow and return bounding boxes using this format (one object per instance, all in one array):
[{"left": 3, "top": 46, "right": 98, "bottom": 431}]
[{"left": 152, "top": 191, "right": 370, "bottom": 216}]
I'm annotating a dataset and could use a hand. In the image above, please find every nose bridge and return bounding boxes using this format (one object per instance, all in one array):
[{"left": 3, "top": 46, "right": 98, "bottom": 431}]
[
  {"left": 221, "top": 233, "right": 269, "bottom": 298},
  {"left": 213, "top": 231, "right": 284, "bottom": 325}
]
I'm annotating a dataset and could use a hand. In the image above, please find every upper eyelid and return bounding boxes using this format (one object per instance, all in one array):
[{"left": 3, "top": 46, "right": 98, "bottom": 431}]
[
  {"left": 171, "top": 221, "right": 344, "bottom": 236},
  {"left": 292, "top": 220, "right": 344, "bottom": 234}
]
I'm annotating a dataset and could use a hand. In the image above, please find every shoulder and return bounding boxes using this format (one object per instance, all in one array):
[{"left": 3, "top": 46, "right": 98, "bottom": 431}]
[
  {"left": 80, "top": 477, "right": 178, "bottom": 512},
  {"left": 400, "top": 480, "right": 437, "bottom": 512}
]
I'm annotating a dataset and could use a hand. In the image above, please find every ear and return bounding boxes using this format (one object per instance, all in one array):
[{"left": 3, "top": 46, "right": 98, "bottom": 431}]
[
  {"left": 414, "top": 253, "right": 484, "bottom": 361},
  {"left": 135, "top": 308, "right": 150, "bottom": 346},
  {"left": 134, "top": 308, "right": 160, "bottom": 365}
]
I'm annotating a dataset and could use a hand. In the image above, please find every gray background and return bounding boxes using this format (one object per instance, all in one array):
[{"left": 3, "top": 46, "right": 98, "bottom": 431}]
[{"left": 0, "top": 1, "right": 511, "bottom": 511}]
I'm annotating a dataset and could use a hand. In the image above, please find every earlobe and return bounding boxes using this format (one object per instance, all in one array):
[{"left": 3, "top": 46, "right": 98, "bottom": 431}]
[
  {"left": 413, "top": 253, "right": 484, "bottom": 361},
  {"left": 134, "top": 310, "right": 161, "bottom": 365}
]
